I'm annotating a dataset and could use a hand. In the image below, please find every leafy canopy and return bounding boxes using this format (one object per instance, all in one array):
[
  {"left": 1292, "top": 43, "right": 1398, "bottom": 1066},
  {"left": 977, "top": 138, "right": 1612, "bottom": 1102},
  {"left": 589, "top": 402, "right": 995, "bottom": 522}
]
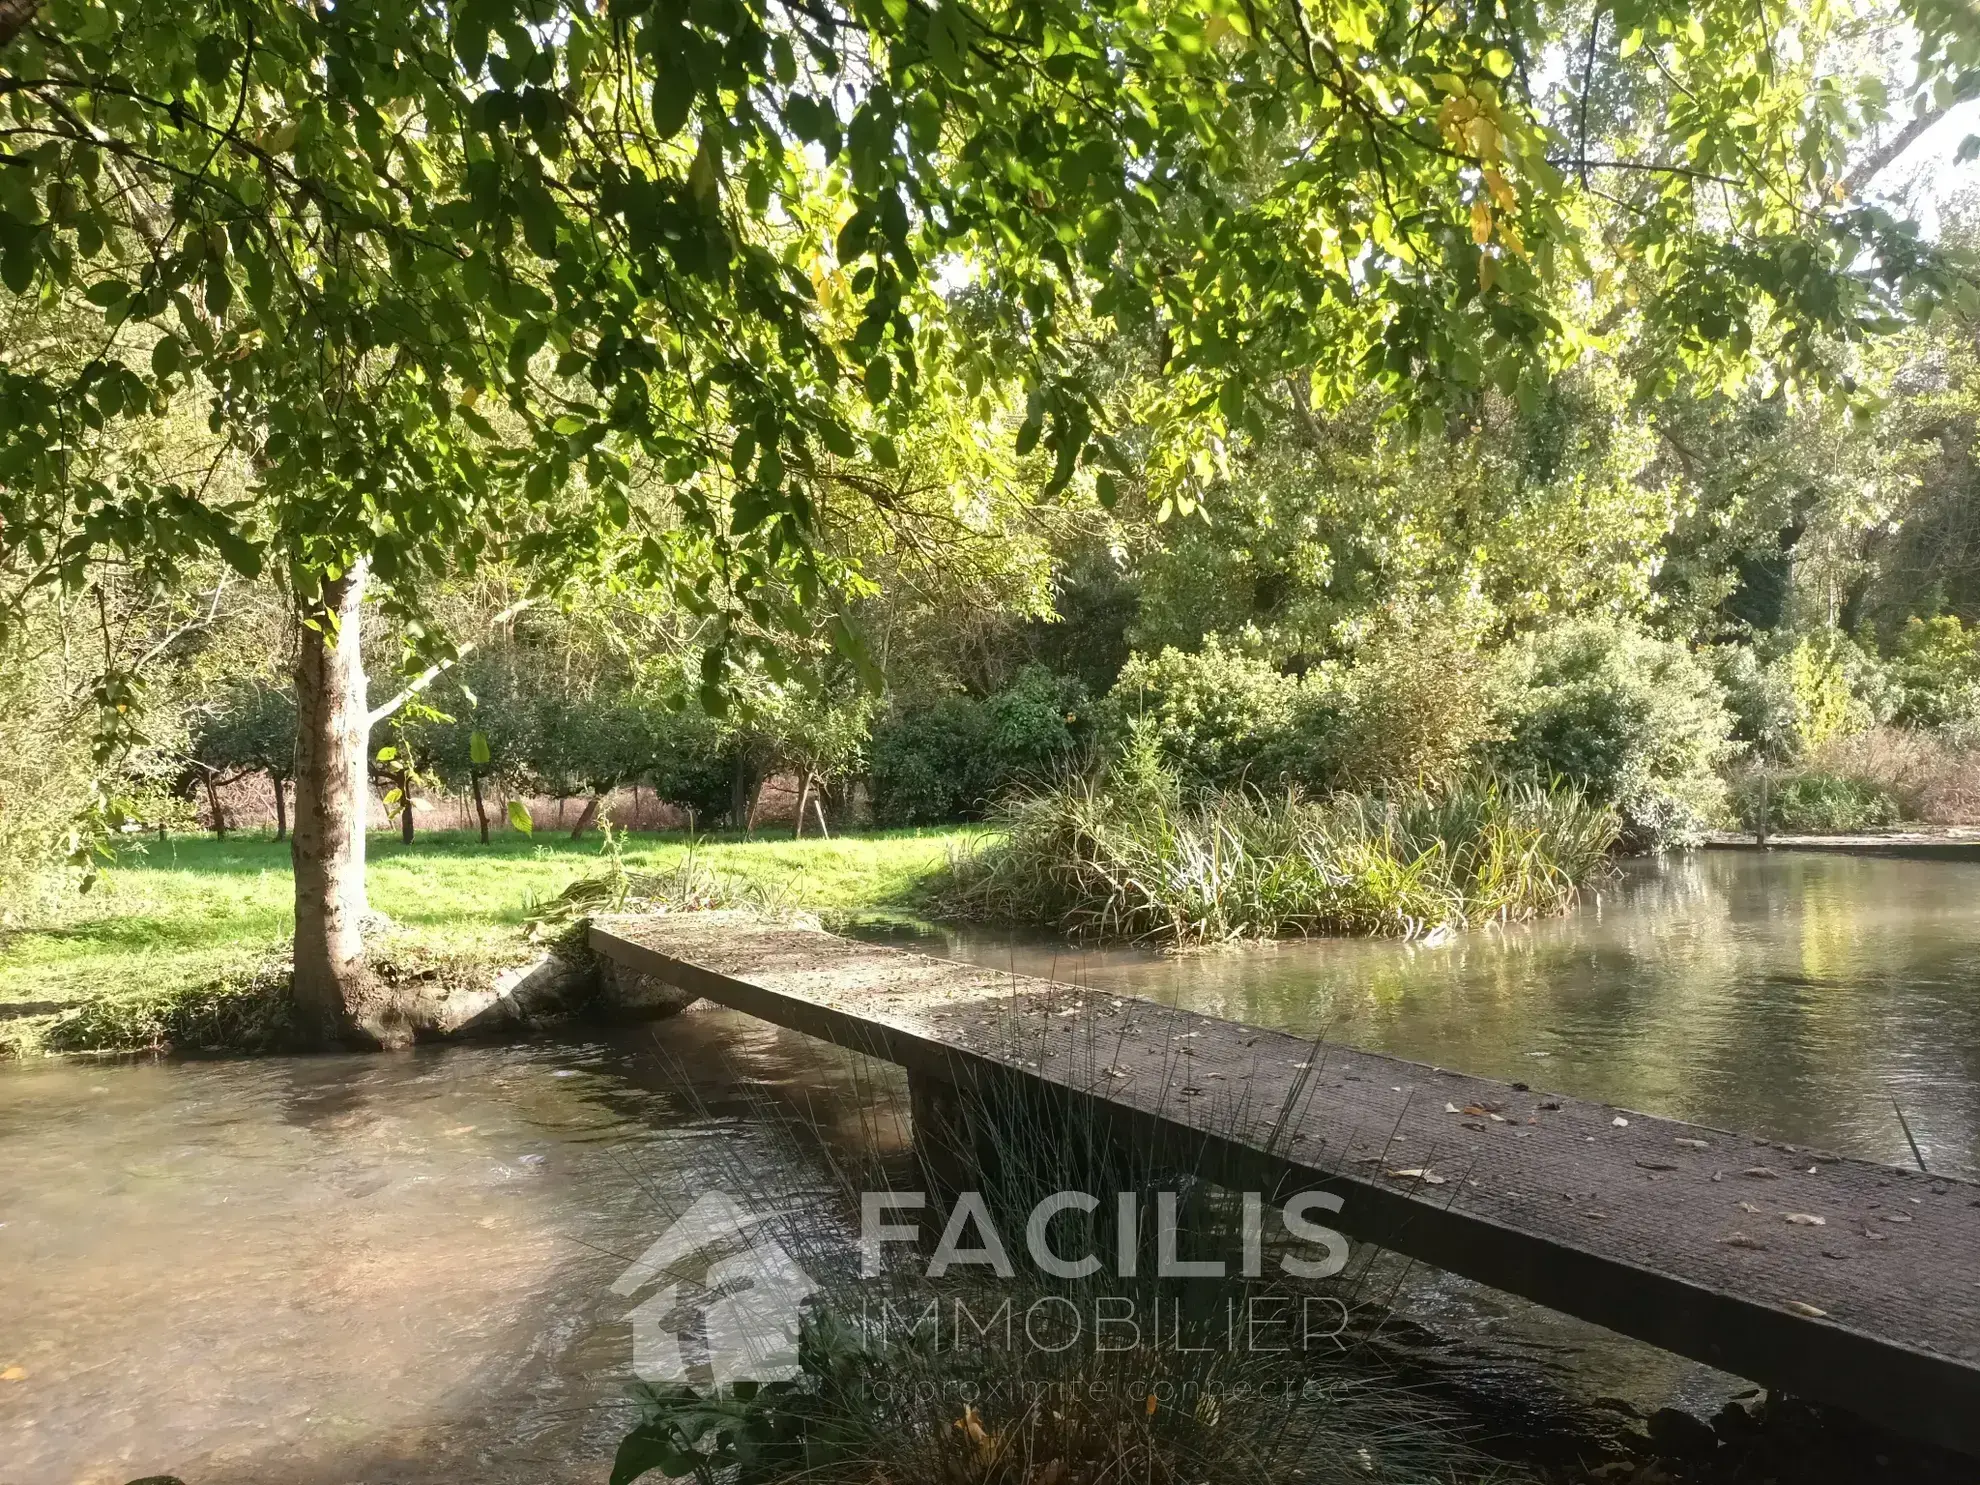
[{"left": 2, "top": 0, "right": 1974, "bottom": 692}]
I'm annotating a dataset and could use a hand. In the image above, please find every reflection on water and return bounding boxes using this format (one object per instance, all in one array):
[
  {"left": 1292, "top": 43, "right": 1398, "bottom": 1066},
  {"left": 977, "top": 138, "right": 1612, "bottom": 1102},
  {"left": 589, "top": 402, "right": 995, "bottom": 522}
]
[
  {"left": 3, "top": 851, "right": 1975, "bottom": 1482},
  {"left": 0, "top": 1014, "right": 903, "bottom": 1485},
  {"left": 923, "top": 851, "right": 1980, "bottom": 1179}
]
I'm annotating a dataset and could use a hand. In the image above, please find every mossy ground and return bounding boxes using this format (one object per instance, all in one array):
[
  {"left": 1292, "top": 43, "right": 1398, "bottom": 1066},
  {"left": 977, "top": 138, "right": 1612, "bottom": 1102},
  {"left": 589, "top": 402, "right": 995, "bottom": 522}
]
[{"left": 0, "top": 825, "right": 975, "bottom": 1056}]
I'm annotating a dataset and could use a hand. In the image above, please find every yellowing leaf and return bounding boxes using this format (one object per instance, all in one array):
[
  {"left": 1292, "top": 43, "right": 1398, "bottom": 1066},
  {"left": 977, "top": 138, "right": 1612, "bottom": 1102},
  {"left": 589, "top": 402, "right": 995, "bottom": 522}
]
[
  {"left": 1483, "top": 167, "right": 1518, "bottom": 211},
  {"left": 1465, "top": 117, "right": 1502, "bottom": 161},
  {"left": 1470, "top": 200, "right": 1493, "bottom": 246}
]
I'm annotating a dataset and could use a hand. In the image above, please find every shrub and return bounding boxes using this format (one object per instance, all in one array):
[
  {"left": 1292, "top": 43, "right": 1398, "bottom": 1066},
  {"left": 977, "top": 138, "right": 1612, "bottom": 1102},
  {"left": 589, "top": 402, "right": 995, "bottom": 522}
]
[
  {"left": 1494, "top": 619, "right": 1733, "bottom": 851},
  {"left": 1733, "top": 771, "right": 1902, "bottom": 833},
  {"left": 932, "top": 736, "right": 1618, "bottom": 945},
  {"left": 1786, "top": 629, "right": 1892, "bottom": 746},
  {"left": 1891, "top": 615, "right": 1980, "bottom": 730},
  {"left": 1330, "top": 614, "right": 1503, "bottom": 789},
  {"left": 1786, "top": 727, "right": 1980, "bottom": 826},
  {"left": 870, "top": 667, "right": 1086, "bottom": 824},
  {"left": 1104, "top": 637, "right": 1295, "bottom": 790},
  {"left": 1711, "top": 644, "right": 1798, "bottom": 760},
  {"left": 870, "top": 696, "right": 989, "bottom": 824}
]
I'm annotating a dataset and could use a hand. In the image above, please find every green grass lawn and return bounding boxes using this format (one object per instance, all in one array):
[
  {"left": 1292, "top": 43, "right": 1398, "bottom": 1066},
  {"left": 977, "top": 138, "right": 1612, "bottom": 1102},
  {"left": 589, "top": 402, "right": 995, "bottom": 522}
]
[{"left": 0, "top": 825, "right": 975, "bottom": 1033}]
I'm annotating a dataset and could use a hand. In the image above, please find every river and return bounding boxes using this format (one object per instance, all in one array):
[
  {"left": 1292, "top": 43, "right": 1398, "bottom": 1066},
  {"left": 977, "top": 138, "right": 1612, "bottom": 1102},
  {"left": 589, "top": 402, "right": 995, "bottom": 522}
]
[{"left": 1, "top": 849, "right": 1974, "bottom": 1482}]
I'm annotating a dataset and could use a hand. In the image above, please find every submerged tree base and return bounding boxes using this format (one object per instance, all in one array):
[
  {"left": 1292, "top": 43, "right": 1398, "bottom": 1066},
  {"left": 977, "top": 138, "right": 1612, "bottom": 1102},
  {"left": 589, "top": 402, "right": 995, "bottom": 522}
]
[{"left": 930, "top": 752, "right": 1620, "bottom": 947}]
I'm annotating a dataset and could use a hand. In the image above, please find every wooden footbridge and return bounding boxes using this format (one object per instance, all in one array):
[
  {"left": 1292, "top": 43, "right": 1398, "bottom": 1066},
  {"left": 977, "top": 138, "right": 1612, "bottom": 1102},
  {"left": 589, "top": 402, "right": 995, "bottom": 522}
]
[{"left": 591, "top": 913, "right": 1980, "bottom": 1456}]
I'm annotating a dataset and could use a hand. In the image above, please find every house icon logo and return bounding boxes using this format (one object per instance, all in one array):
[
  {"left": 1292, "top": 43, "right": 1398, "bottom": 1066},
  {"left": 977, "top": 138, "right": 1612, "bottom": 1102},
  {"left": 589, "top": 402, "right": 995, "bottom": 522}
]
[{"left": 610, "top": 1192, "right": 820, "bottom": 1386}]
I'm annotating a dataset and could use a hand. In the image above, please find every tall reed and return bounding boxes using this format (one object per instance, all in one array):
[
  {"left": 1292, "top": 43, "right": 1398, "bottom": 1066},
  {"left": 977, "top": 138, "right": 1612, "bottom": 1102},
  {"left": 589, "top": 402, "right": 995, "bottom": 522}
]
[{"left": 931, "top": 740, "right": 1618, "bottom": 947}]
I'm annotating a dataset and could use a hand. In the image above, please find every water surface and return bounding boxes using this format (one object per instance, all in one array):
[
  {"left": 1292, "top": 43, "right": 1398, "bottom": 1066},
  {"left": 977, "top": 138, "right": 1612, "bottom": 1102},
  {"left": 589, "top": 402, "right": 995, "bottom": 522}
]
[{"left": 923, "top": 850, "right": 1980, "bottom": 1178}]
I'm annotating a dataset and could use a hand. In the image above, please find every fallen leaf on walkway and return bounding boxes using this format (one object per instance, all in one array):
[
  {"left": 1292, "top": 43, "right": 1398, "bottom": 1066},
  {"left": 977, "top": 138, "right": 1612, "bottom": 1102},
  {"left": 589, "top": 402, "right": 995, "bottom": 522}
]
[
  {"left": 1722, "top": 1233, "right": 1766, "bottom": 1250},
  {"left": 1674, "top": 1138, "right": 1710, "bottom": 1149},
  {"left": 1635, "top": 1160, "right": 1679, "bottom": 1171},
  {"left": 1741, "top": 1168, "right": 1780, "bottom": 1179},
  {"left": 1786, "top": 1301, "right": 1829, "bottom": 1318},
  {"left": 1738, "top": 1201, "right": 1764, "bottom": 1214},
  {"left": 1611, "top": 1117, "right": 1630, "bottom": 1127},
  {"left": 1387, "top": 1168, "right": 1447, "bottom": 1185},
  {"left": 1784, "top": 1213, "right": 1826, "bottom": 1226}
]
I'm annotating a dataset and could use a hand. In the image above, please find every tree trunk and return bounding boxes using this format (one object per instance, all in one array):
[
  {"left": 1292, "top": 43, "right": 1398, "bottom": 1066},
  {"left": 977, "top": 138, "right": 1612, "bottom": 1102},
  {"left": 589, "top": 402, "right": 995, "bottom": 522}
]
[
  {"left": 793, "top": 773, "right": 811, "bottom": 838},
  {"left": 471, "top": 770, "right": 490, "bottom": 844},
  {"left": 203, "top": 770, "right": 227, "bottom": 838},
  {"left": 811, "top": 788, "right": 831, "bottom": 839},
  {"left": 399, "top": 762, "right": 415, "bottom": 843},
  {"left": 569, "top": 793, "right": 601, "bottom": 839},
  {"left": 291, "top": 562, "right": 388, "bottom": 1047},
  {"left": 271, "top": 772, "right": 288, "bottom": 842},
  {"left": 728, "top": 749, "right": 763, "bottom": 833}
]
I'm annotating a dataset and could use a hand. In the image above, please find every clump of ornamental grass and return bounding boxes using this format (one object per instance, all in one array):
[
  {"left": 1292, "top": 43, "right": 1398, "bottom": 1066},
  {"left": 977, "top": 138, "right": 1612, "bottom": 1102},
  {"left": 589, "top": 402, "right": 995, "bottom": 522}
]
[
  {"left": 610, "top": 1037, "right": 1557, "bottom": 1485},
  {"left": 928, "top": 734, "right": 1618, "bottom": 946}
]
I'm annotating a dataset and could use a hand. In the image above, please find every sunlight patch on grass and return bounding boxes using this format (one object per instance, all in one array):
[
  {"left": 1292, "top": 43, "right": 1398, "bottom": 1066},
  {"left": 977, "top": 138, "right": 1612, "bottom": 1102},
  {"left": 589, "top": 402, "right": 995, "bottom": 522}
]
[{"left": 0, "top": 828, "right": 973, "bottom": 1027}]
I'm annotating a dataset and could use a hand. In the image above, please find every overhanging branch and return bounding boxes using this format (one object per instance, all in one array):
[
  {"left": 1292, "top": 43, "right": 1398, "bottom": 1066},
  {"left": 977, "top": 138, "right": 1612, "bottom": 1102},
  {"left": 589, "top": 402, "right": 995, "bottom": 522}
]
[{"left": 366, "top": 597, "right": 535, "bottom": 731}]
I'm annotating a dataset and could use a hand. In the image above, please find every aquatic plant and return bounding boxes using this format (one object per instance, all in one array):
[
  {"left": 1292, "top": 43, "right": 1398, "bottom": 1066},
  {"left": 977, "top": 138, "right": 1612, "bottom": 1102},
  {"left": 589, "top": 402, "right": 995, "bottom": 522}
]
[
  {"left": 927, "top": 738, "right": 1618, "bottom": 946},
  {"left": 609, "top": 1022, "right": 1550, "bottom": 1485}
]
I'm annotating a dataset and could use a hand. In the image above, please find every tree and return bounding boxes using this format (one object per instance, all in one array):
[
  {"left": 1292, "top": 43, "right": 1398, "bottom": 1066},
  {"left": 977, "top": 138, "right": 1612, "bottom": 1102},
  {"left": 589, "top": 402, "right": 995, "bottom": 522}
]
[
  {"left": 193, "top": 678, "right": 296, "bottom": 838},
  {"left": 4, "top": 0, "right": 1971, "bottom": 1043}
]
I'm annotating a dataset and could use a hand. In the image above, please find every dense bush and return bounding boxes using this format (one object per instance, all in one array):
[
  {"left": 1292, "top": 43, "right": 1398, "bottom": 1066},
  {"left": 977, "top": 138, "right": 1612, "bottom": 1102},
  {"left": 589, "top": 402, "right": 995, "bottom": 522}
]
[
  {"left": 1104, "top": 637, "right": 1295, "bottom": 790},
  {"left": 1711, "top": 644, "right": 1798, "bottom": 760},
  {"left": 1733, "top": 771, "right": 1903, "bottom": 833},
  {"left": 870, "top": 666, "right": 1086, "bottom": 824},
  {"left": 1494, "top": 619, "right": 1733, "bottom": 850},
  {"left": 932, "top": 735, "right": 1619, "bottom": 944},
  {"left": 1786, "top": 629, "right": 1893, "bottom": 746},
  {"left": 1890, "top": 615, "right": 1980, "bottom": 730}
]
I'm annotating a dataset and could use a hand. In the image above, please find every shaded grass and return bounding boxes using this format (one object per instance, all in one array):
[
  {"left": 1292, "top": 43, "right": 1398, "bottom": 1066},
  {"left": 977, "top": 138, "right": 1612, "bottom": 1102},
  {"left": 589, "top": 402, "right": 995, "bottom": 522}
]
[{"left": 0, "top": 825, "right": 975, "bottom": 1055}]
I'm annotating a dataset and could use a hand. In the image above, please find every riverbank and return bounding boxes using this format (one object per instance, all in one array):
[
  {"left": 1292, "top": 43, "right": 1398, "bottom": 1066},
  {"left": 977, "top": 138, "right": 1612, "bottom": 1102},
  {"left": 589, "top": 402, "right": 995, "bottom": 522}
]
[{"left": 0, "top": 828, "right": 975, "bottom": 1057}]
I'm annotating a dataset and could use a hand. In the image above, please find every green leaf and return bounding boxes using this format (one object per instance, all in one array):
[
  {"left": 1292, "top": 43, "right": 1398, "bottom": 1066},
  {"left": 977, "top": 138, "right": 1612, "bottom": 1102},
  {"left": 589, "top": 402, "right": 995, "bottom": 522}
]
[
  {"left": 507, "top": 800, "right": 534, "bottom": 835},
  {"left": 150, "top": 334, "right": 184, "bottom": 379},
  {"left": 470, "top": 730, "right": 492, "bottom": 766},
  {"left": 651, "top": 75, "right": 694, "bottom": 140},
  {"left": 610, "top": 1422, "right": 706, "bottom": 1485},
  {"left": 374, "top": 745, "right": 398, "bottom": 762}
]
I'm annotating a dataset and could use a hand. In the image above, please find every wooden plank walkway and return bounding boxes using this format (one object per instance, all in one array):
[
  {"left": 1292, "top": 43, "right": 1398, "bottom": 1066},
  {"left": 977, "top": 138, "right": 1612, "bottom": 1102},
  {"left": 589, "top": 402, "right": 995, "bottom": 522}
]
[{"left": 592, "top": 912, "right": 1980, "bottom": 1456}]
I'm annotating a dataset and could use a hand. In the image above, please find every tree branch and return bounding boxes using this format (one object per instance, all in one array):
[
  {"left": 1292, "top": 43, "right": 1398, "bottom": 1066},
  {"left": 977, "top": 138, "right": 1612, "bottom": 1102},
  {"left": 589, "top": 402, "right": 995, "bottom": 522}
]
[
  {"left": 366, "top": 598, "right": 535, "bottom": 730},
  {"left": 1844, "top": 97, "right": 1967, "bottom": 197}
]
